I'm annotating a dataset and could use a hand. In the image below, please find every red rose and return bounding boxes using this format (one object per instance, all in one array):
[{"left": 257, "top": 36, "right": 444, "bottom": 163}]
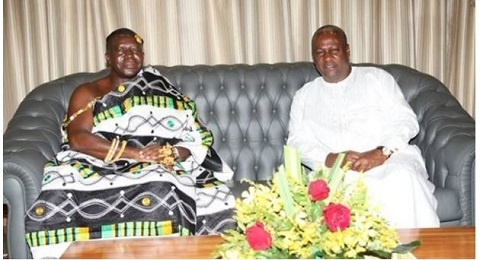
[
  {"left": 308, "top": 179, "right": 330, "bottom": 201},
  {"left": 245, "top": 221, "right": 272, "bottom": 250},
  {"left": 323, "top": 203, "right": 351, "bottom": 231}
]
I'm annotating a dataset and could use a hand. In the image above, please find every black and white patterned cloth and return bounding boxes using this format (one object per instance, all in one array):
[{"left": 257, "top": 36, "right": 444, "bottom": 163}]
[{"left": 25, "top": 66, "right": 236, "bottom": 257}]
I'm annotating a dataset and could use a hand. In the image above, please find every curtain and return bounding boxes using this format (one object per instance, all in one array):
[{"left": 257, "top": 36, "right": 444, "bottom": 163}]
[{"left": 3, "top": 0, "right": 475, "bottom": 131}]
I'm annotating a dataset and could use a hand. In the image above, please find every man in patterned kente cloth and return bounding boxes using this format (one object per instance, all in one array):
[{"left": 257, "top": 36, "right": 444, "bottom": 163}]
[{"left": 25, "top": 28, "right": 235, "bottom": 258}]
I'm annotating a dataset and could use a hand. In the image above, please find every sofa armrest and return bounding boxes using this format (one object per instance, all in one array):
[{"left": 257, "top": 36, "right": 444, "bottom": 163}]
[
  {"left": 3, "top": 71, "right": 106, "bottom": 258},
  {"left": 3, "top": 80, "right": 73, "bottom": 258},
  {"left": 382, "top": 64, "right": 475, "bottom": 226},
  {"left": 4, "top": 76, "right": 81, "bottom": 203},
  {"left": 416, "top": 104, "right": 475, "bottom": 226}
]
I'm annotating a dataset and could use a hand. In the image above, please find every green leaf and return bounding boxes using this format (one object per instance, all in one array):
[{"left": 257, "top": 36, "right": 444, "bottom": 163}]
[
  {"left": 310, "top": 202, "right": 322, "bottom": 219},
  {"left": 276, "top": 219, "right": 294, "bottom": 231},
  {"left": 328, "top": 153, "right": 345, "bottom": 182},
  {"left": 325, "top": 153, "right": 346, "bottom": 204},
  {"left": 392, "top": 240, "right": 422, "bottom": 253},
  {"left": 360, "top": 241, "right": 421, "bottom": 259},
  {"left": 257, "top": 247, "right": 292, "bottom": 259},
  {"left": 291, "top": 191, "right": 304, "bottom": 203},
  {"left": 276, "top": 166, "right": 295, "bottom": 217},
  {"left": 361, "top": 250, "right": 392, "bottom": 259},
  {"left": 309, "top": 168, "right": 322, "bottom": 180},
  {"left": 284, "top": 146, "right": 303, "bottom": 184}
]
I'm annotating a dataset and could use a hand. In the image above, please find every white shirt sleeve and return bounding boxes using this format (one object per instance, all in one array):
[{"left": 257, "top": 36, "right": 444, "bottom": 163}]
[
  {"left": 375, "top": 70, "right": 419, "bottom": 151},
  {"left": 287, "top": 86, "right": 329, "bottom": 170}
]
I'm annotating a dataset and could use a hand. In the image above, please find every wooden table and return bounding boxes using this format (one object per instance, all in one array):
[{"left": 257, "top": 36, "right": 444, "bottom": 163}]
[{"left": 61, "top": 227, "right": 475, "bottom": 259}]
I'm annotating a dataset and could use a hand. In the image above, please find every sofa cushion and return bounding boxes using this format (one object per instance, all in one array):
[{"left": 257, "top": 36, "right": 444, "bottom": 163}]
[{"left": 434, "top": 187, "right": 463, "bottom": 222}]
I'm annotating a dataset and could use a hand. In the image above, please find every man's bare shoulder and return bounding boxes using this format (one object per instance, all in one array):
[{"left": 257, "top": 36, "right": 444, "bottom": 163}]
[
  {"left": 71, "top": 77, "right": 109, "bottom": 99},
  {"left": 68, "top": 77, "right": 110, "bottom": 111}
]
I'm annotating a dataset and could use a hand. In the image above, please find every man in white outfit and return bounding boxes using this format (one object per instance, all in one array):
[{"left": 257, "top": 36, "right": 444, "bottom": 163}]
[{"left": 287, "top": 25, "right": 440, "bottom": 228}]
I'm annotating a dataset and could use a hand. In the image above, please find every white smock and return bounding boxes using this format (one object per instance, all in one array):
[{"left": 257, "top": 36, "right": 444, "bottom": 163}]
[{"left": 287, "top": 66, "right": 440, "bottom": 228}]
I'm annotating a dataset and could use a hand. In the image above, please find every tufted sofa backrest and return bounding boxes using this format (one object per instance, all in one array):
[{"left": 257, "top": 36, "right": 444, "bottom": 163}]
[
  {"left": 4, "top": 62, "right": 474, "bottom": 194},
  {"left": 155, "top": 62, "right": 320, "bottom": 180}
]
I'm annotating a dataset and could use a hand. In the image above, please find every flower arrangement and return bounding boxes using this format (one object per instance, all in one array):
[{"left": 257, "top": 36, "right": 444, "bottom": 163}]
[{"left": 213, "top": 146, "right": 419, "bottom": 259}]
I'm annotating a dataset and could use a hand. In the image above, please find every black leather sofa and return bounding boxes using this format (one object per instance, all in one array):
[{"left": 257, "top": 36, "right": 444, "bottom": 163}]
[{"left": 3, "top": 62, "right": 475, "bottom": 258}]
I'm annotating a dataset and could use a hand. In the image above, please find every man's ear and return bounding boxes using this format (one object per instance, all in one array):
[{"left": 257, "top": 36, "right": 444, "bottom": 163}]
[
  {"left": 346, "top": 44, "right": 350, "bottom": 57},
  {"left": 104, "top": 53, "right": 111, "bottom": 68}
]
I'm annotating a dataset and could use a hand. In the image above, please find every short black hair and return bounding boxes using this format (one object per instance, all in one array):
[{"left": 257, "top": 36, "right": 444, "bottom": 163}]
[
  {"left": 105, "top": 28, "right": 143, "bottom": 52},
  {"left": 311, "top": 25, "right": 348, "bottom": 53}
]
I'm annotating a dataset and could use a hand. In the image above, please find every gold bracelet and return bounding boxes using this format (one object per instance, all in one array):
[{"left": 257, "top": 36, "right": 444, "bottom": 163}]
[
  {"left": 110, "top": 137, "right": 120, "bottom": 161},
  {"left": 104, "top": 137, "right": 119, "bottom": 162},
  {"left": 104, "top": 138, "right": 118, "bottom": 162},
  {"left": 104, "top": 139, "right": 116, "bottom": 162},
  {"left": 64, "top": 97, "right": 99, "bottom": 127},
  {"left": 112, "top": 140, "right": 127, "bottom": 161}
]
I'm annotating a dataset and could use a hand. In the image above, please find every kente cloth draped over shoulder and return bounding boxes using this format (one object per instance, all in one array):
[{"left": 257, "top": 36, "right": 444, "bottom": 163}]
[{"left": 24, "top": 66, "right": 236, "bottom": 255}]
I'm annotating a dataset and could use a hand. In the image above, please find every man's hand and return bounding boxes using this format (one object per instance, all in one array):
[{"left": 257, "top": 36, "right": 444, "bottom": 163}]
[
  {"left": 137, "top": 145, "right": 163, "bottom": 163},
  {"left": 325, "top": 149, "right": 388, "bottom": 172},
  {"left": 174, "top": 146, "right": 191, "bottom": 162},
  {"left": 325, "top": 151, "right": 361, "bottom": 168},
  {"left": 351, "top": 148, "right": 388, "bottom": 172},
  {"left": 136, "top": 144, "right": 191, "bottom": 166}
]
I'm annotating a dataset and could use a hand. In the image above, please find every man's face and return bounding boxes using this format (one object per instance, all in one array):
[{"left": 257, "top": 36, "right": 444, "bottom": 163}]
[
  {"left": 312, "top": 32, "right": 351, "bottom": 83},
  {"left": 105, "top": 35, "right": 144, "bottom": 79}
]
